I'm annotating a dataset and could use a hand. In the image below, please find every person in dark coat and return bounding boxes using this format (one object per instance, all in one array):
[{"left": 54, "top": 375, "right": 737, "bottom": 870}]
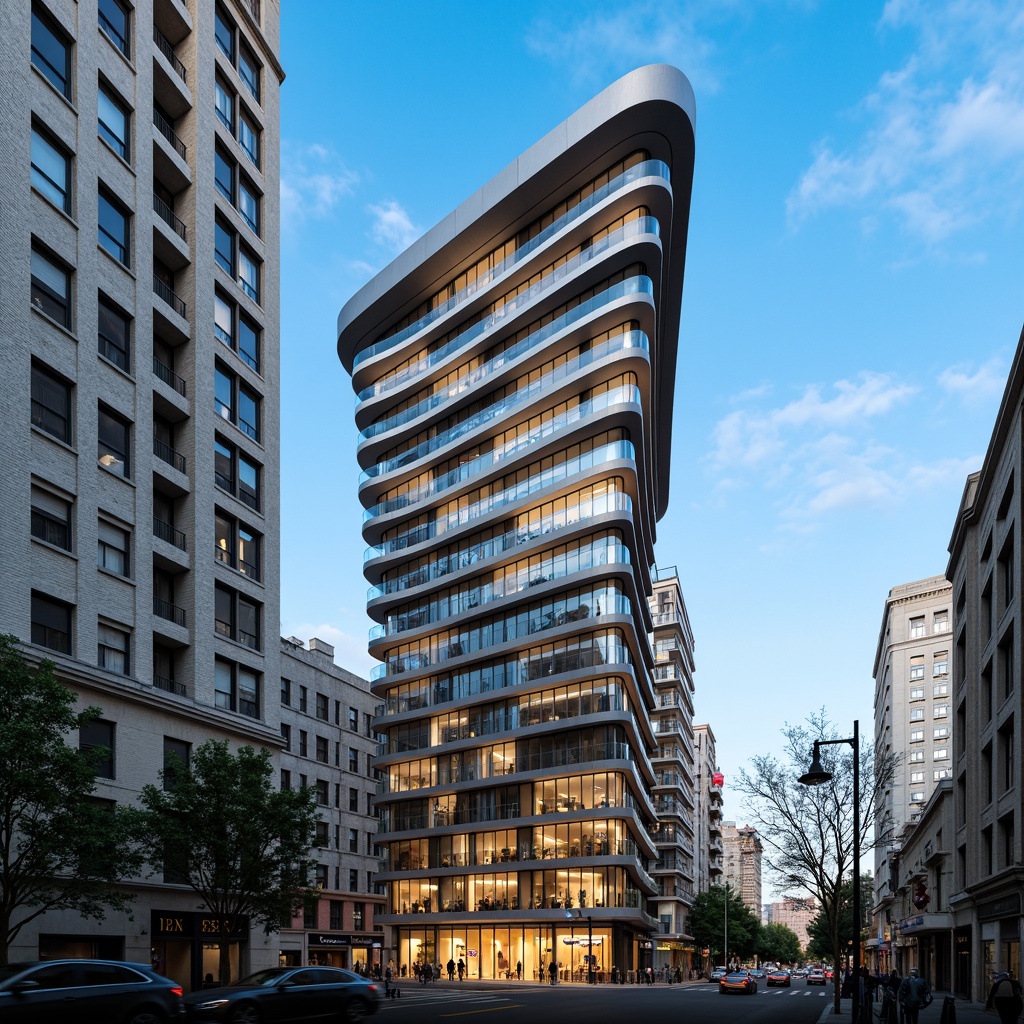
[
  {"left": 987, "top": 972, "right": 1024, "bottom": 1024},
  {"left": 898, "top": 967, "right": 932, "bottom": 1024}
]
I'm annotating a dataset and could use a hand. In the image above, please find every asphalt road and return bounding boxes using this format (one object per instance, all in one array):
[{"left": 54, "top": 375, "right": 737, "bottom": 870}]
[{"left": 375, "top": 978, "right": 835, "bottom": 1024}]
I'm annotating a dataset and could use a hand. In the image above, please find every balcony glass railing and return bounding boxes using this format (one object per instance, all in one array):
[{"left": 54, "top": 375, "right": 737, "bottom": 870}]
[
  {"left": 365, "top": 387, "right": 640, "bottom": 522},
  {"left": 353, "top": 160, "right": 668, "bottom": 371},
  {"left": 368, "top": 491, "right": 632, "bottom": 597},
  {"left": 370, "top": 538, "right": 631, "bottom": 641},
  {"left": 357, "top": 271, "right": 654, "bottom": 404},
  {"left": 361, "top": 331, "right": 647, "bottom": 478},
  {"left": 365, "top": 439, "right": 635, "bottom": 559}
]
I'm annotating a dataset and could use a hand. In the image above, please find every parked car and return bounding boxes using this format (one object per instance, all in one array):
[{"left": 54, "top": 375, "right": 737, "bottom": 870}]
[
  {"left": 807, "top": 968, "right": 827, "bottom": 986},
  {"left": 720, "top": 969, "right": 758, "bottom": 994},
  {"left": 184, "top": 966, "right": 379, "bottom": 1023},
  {"left": 0, "top": 959, "right": 185, "bottom": 1024},
  {"left": 767, "top": 969, "right": 791, "bottom": 987}
]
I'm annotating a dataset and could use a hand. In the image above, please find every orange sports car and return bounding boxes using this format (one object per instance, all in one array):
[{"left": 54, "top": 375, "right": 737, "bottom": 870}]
[{"left": 720, "top": 969, "right": 758, "bottom": 994}]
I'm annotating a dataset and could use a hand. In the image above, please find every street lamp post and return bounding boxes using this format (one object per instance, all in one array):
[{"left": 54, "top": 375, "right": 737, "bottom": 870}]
[
  {"left": 567, "top": 909, "right": 594, "bottom": 983},
  {"left": 799, "top": 720, "right": 861, "bottom": 1024}
]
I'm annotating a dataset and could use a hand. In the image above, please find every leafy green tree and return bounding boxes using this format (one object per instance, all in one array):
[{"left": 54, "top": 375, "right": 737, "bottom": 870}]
[
  {"left": 734, "top": 711, "right": 896, "bottom": 1013},
  {"left": 755, "top": 922, "right": 803, "bottom": 965},
  {"left": 690, "top": 883, "right": 760, "bottom": 968},
  {"left": 0, "top": 635, "right": 145, "bottom": 964},
  {"left": 139, "top": 740, "right": 318, "bottom": 983}
]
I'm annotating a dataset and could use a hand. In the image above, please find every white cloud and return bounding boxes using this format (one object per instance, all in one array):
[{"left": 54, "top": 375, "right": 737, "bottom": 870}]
[
  {"left": 711, "top": 372, "right": 916, "bottom": 468},
  {"left": 367, "top": 200, "right": 420, "bottom": 255},
  {"left": 788, "top": 4, "right": 1024, "bottom": 244},
  {"left": 937, "top": 357, "right": 1007, "bottom": 403},
  {"left": 280, "top": 142, "right": 359, "bottom": 224},
  {"left": 525, "top": 1, "right": 723, "bottom": 94}
]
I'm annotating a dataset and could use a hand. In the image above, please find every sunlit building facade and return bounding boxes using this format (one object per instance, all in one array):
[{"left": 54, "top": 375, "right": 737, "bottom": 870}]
[{"left": 337, "top": 65, "right": 695, "bottom": 981}]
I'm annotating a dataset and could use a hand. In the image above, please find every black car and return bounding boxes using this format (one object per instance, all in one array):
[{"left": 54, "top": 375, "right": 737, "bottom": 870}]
[
  {"left": 184, "top": 966, "right": 379, "bottom": 1023},
  {"left": 0, "top": 959, "right": 185, "bottom": 1024}
]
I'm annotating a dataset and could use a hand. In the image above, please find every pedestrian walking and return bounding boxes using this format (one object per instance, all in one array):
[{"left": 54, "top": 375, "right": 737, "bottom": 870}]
[
  {"left": 549, "top": 961, "right": 558, "bottom": 985},
  {"left": 516, "top": 960, "right": 523, "bottom": 980},
  {"left": 457, "top": 958, "right": 465, "bottom": 981},
  {"left": 384, "top": 964, "right": 393, "bottom": 997},
  {"left": 987, "top": 971, "right": 1024, "bottom": 1024},
  {"left": 447, "top": 958, "right": 456, "bottom": 981},
  {"left": 898, "top": 967, "right": 933, "bottom": 1024}
]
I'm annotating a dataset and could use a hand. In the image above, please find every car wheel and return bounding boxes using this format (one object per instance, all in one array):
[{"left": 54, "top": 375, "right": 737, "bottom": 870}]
[
  {"left": 229, "top": 1004, "right": 262, "bottom": 1024},
  {"left": 344, "top": 998, "right": 370, "bottom": 1023},
  {"left": 126, "top": 1010, "right": 165, "bottom": 1024}
]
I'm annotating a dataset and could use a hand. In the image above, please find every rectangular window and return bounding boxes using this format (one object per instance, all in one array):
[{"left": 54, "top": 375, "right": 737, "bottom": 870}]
[
  {"left": 315, "top": 821, "right": 329, "bottom": 847},
  {"left": 238, "top": 178, "right": 259, "bottom": 234},
  {"left": 98, "top": 296, "right": 130, "bottom": 370},
  {"left": 909, "top": 686, "right": 925, "bottom": 701},
  {"left": 281, "top": 678, "right": 291, "bottom": 705},
  {"left": 353, "top": 903, "right": 365, "bottom": 930},
  {"left": 348, "top": 707, "right": 358, "bottom": 731},
  {"left": 215, "top": 6, "right": 235, "bottom": 61},
  {"left": 163, "top": 737, "right": 190, "bottom": 791},
  {"left": 238, "top": 596, "right": 259, "bottom": 649},
  {"left": 349, "top": 828, "right": 358, "bottom": 852},
  {"left": 281, "top": 769, "right": 291, "bottom": 791},
  {"left": 215, "top": 146, "right": 234, "bottom": 202},
  {"left": 238, "top": 313, "right": 260, "bottom": 372},
  {"left": 98, "top": 85, "right": 130, "bottom": 160},
  {"left": 329, "top": 900, "right": 343, "bottom": 930},
  {"left": 349, "top": 869, "right": 358, "bottom": 892},
  {"left": 910, "top": 729, "right": 925, "bottom": 743},
  {"left": 933, "top": 652, "right": 949, "bottom": 677},
  {"left": 80, "top": 718, "right": 115, "bottom": 778},
  {"left": 239, "top": 43, "right": 260, "bottom": 102},
  {"left": 31, "top": 363, "right": 71, "bottom": 442},
  {"left": 316, "top": 736, "right": 329, "bottom": 763},
  {"left": 909, "top": 616, "right": 926, "bottom": 639},
  {"left": 933, "top": 682, "right": 949, "bottom": 697},
  {"left": 214, "top": 437, "right": 234, "bottom": 492},
  {"left": 934, "top": 768, "right": 952, "bottom": 781},
  {"left": 97, "top": 622, "right": 129, "bottom": 674},
  {"left": 238, "top": 247, "right": 259, "bottom": 302},
  {"left": 238, "top": 667, "right": 259, "bottom": 718},
  {"left": 98, "top": 0, "right": 130, "bottom": 57},
  {"left": 910, "top": 771, "right": 925, "bottom": 784},
  {"left": 98, "top": 190, "right": 130, "bottom": 266},
  {"left": 239, "top": 452, "right": 259, "bottom": 510},
  {"left": 239, "top": 112, "right": 259, "bottom": 168},
  {"left": 933, "top": 726, "right": 950, "bottom": 739},
  {"left": 299, "top": 686, "right": 308, "bottom": 712},
  {"left": 214, "top": 437, "right": 261, "bottom": 512},
  {"left": 316, "top": 779, "right": 329, "bottom": 805},
  {"left": 934, "top": 703, "right": 950, "bottom": 719},
  {"left": 215, "top": 659, "right": 234, "bottom": 711},
  {"left": 215, "top": 218, "right": 234, "bottom": 274},
  {"left": 215, "top": 291, "right": 234, "bottom": 347},
  {"left": 31, "top": 487, "right": 71, "bottom": 550},
  {"left": 299, "top": 730, "right": 308, "bottom": 757},
  {"left": 215, "top": 77, "right": 234, "bottom": 131},
  {"left": 909, "top": 749, "right": 925, "bottom": 762},
  {"left": 934, "top": 610, "right": 949, "bottom": 633},
  {"left": 32, "top": 593, "right": 71, "bottom": 653},
  {"left": 97, "top": 519, "right": 129, "bottom": 576},
  {"left": 349, "top": 787, "right": 359, "bottom": 812},
  {"left": 316, "top": 694, "right": 329, "bottom": 721},
  {"left": 31, "top": 247, "right": 71, "bottom": 327},
  {"left": 280, "top": 722, "right": 291, "bottom": 750},
  {"left": 909, "top": 656, "right": 925, "bottom": 681},
  {"left": 349, "top": 747, "right": 358, "bottom": 773},
  {"left": 215, "top": 364, "right": 234, "bottom": 421},
  {"left": 98, "top": 405, "right": 130, "bottom": 477},
  {"left": 154, "top": 643, "right": 180, "bottom": 696},
  {"left": 31, "top": 6, "right": 70, "bottom": 98},
  {"left": 910, "top": 707, "right": 925, "bottom": 722},
  {"left": 238, "top": 384, "right": 259, "bottom": 440},
  {"left": 31, "top": 127, "right": 70, "bottom": 211}
]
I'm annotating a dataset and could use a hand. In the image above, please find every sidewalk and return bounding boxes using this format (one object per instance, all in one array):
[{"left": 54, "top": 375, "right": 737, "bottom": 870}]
[{"left": 817, "top": 993, "right": 996, "bottom": 1024}]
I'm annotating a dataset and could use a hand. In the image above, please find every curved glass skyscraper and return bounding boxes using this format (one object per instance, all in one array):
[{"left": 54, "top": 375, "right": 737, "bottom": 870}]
[{"left": 337, "top": 64, "right": 695, "bottom": 982}]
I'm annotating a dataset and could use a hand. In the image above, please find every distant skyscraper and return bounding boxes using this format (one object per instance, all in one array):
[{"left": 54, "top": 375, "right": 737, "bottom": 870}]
[
  {"left": 871, "top": 576, "right": 952, "bottom": 960},
  {"left": 337, "top": 65, "right": 695, "bottom": 981},
  {"left": 693, "top": 724, "right": 723, "bottom": 891},
  {"left": 722, "top": 822, "right": 762, "bottom": 914}
]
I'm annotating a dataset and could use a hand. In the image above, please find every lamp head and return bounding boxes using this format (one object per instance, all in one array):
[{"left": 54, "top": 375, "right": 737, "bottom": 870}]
[{"left": 798, "top": 742, "right": 833, "bottom": 786}]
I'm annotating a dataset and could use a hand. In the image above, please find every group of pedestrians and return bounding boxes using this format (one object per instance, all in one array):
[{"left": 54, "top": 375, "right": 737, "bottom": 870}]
[{"left": 877, "top": 966, "right": 1022, "bottom": 1024}]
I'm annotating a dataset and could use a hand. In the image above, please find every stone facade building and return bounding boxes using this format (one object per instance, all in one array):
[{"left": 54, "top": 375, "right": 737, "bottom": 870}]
[
  {"left": 722, "top": 823, "right": 762, "bottom": 915},
  {"left": 0, "top": 0, "right": 283, "bottom": 989}
]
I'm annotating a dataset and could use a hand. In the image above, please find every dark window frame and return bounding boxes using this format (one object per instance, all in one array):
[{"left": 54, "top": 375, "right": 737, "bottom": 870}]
[
  {"left": 98, "top": 188, "right": 131, "bottom": 267},
  {"left": 31, "top": 363, "right": 71, "bottom": 443},
  {"left": 31, "top": 591, "right": 72, "bottom": 654},
  {"left": 98, "top": 83, "right": 131, "bottom": 161},
  {"left": 31, "top": 246, "right": 71, "bottom": 328},
  {"left": 98, "top": 404, "right": 131, "bottom": 478},
  {"left": 98, "top": 0, "right": 130, "bottom": 58},
  {"left": 31, "top": 6, "right": 71, "bottom": 99},
  {"left": 98, "top": 294, "right": 131, "bottom": 370},
  {"left": 31, "top": 124, "right": 71, "bottom": 212}
]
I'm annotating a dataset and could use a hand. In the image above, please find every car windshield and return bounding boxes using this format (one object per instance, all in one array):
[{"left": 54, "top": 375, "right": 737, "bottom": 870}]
[{"left": 234, "top": 970, "right": 289, "bottom": 987}]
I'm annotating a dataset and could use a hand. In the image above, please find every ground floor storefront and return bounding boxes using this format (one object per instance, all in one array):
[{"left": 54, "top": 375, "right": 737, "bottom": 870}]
[
  {"left": 395, "top": 922, "right": 651, "bottom": 983},
  {"left": 277, "top": 931, "right": 384, "bottom": 973}
]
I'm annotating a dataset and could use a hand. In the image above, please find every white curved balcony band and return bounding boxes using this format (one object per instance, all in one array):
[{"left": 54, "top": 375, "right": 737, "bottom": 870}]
[
  {"left": 367, "top": 537, "right": 632, "bottom": 642},
  {"left": 364, "top": 386, "right": 641, "bottom": 523},
  {"left": 366, "top": 491, "right": 634, "bottom": 598},
  {"left": 368, "top": 629, "right": 635, "bottom": 684},
  {"left": 380, "top": 590, "right": 633, "bottom": 676},
  {"left": 351, "top": 160, "right": 670, "bottom": 372},
  {"left": 364, "top": 439, "right": 637, "bottom": 559},
  {"left": 359, "top": 331, "right": 648, "bottom": 480},
  {"left": 356, "top": 238, "right": 658, "bottom": 404}
]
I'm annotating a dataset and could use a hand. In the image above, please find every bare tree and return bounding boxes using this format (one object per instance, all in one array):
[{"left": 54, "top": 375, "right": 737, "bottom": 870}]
[{"left": 734, "top": 710, "right": 896, "bottom": 1015}]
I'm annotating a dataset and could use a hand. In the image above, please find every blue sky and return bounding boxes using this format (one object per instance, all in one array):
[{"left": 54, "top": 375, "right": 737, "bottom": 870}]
[{"left": 277, "top": 1, "right": 1024, "bottom": 831}]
